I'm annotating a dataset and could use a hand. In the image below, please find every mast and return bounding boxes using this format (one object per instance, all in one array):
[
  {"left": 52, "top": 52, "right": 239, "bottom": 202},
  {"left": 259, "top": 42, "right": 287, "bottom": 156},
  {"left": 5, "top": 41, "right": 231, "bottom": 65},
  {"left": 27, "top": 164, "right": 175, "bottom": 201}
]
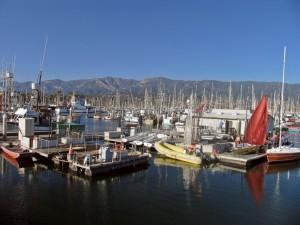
[
  {"left": 209, "top": 81, "right": 214, "bottom": 109},
  {"left": 239, "top": 84, "right": 243, "bottom": 109},
  {"left": 228, "top": 80, "right": 232, "bottom": 109},
  {"left": 279, "top": 46, "right": 287, "bottom": 148},
  {"left": 251, "top": 83, "right": 256, "bottom": 110}
]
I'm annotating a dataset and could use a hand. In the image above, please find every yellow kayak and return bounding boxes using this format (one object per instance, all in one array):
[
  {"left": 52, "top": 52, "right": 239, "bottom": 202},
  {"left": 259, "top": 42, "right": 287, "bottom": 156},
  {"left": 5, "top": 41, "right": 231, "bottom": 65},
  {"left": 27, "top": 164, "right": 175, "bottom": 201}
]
[{"left": 154, "top": 141, "right": 202, "bottom": 165}]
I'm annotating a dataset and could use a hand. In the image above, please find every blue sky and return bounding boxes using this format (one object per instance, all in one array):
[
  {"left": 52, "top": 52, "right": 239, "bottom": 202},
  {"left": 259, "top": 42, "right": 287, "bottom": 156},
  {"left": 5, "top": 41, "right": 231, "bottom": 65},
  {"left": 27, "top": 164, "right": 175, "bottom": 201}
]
[{"left": 0, "top": 0, "right": 300, "bottom": 82}]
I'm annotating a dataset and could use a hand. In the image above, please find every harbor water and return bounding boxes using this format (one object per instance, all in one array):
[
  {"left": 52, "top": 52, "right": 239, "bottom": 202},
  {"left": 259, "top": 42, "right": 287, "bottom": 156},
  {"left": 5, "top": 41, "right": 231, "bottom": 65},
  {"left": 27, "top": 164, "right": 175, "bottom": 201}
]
[{"left": 1, "top": 118, "right": 300, "bottom": 225}]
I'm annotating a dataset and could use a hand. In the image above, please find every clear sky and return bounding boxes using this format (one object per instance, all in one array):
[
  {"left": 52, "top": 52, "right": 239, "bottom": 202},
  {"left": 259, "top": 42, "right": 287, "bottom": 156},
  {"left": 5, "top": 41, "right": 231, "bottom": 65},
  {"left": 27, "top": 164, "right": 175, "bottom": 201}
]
[{"left": 0, "top": 0, "right": 300, "bottom": 83}]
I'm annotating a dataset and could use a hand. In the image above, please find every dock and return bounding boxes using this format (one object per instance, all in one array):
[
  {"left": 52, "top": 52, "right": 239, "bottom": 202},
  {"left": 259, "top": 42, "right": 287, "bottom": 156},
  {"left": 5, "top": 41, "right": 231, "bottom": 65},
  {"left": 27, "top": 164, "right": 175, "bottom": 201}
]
[{"left": 217, "top": 152, "right": 267, "bottom": 168}]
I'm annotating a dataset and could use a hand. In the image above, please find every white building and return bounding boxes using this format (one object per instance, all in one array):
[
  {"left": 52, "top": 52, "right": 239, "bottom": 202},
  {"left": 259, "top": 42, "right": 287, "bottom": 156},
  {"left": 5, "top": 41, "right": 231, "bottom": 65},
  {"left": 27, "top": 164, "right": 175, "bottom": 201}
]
[{"left": 198, "top": 109, "right": 273, "bottom": 135}]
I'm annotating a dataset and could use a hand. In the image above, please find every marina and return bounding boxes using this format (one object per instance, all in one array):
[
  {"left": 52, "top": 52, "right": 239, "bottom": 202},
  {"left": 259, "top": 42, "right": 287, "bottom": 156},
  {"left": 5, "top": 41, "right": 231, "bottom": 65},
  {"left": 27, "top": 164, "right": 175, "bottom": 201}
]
[
  {"left": 1, "top": 1, "right": 300, "bottom": 224},
  {"left": 1, "top": 88, "right": 299, "bottom": 225}
]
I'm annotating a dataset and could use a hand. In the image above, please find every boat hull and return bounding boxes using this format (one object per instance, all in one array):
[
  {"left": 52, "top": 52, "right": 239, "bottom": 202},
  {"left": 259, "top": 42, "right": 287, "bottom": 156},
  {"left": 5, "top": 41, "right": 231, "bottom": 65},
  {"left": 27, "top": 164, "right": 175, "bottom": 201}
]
[
  {"left": 1, "top": 145, "right": 33, "bottom": 160},
  {"left": 70, "top": 154, "right": 150, "bottom": 176},
  {"left": 155, "top": 142, "right": 201, "bottom": 165},
  {"left": 267, "top": 152, "right": 300, "bottom": 163}
]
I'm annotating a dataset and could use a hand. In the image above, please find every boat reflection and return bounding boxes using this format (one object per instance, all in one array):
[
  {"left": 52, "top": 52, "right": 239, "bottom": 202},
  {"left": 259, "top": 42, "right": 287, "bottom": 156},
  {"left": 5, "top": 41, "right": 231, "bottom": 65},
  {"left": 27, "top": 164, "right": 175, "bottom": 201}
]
[
  {"left": 217, "top": 163, "right": 265, "bottom": 204},
  {"left": 154, "top": 156, "right": 201, "bottom": 192},
  {"left": 53, "top": 159, "right": 149, "bottom": 182},
  {"left": 264, "top": 161, "right": 300, "bottom": 174},
  {"left": 220, "top": 161, "right": 300, "bottom": 204},
  {"left": 245, "top": 163, "right": 265, "bottom": 204}
]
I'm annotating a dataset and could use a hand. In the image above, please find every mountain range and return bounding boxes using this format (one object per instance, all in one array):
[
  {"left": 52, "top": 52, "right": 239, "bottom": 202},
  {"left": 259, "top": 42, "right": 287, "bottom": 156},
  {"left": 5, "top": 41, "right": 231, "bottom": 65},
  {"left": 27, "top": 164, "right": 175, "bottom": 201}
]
[{"left": 13, "top": 77, "right": 300, "bottom": 98}]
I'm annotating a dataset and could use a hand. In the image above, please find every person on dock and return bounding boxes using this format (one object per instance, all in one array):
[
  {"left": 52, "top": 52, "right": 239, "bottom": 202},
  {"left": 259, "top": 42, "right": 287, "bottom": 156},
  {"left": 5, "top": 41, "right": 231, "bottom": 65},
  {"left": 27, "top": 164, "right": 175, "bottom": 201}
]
[
  {"left": 67, "top": 143, "right": 73, "bottom": 161},
  {"left": 270, "top": 133, "right": 279, "bottom": 147},
  {"left": 266, "top": 133, "right": 272, "bottom": 149},
  {"left": 195, "top": 145, "right": 203, "bottom": 156},
  {"left": 235, "top": 136, "right": 241, "bottom": 147}
]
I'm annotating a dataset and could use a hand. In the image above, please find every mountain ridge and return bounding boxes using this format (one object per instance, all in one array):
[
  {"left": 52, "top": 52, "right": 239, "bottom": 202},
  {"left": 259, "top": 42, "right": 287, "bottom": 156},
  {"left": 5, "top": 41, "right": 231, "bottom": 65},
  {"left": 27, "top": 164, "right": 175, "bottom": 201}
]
[{"left": 13, "top": 76, "right": 300, "bottom": 98}]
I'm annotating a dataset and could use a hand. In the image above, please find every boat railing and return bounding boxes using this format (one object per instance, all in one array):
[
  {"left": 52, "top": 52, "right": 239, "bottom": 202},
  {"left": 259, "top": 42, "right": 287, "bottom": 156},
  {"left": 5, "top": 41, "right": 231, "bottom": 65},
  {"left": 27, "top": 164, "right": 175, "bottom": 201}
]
[
  {"left": 36, "top": 136, "right": 59, "bottom": 154},
  {"left": 72, "top": 152, "right": 103, "bottom": 167},
  {"left": 72, "top": 149, "right": 135, "bottom": 167}
]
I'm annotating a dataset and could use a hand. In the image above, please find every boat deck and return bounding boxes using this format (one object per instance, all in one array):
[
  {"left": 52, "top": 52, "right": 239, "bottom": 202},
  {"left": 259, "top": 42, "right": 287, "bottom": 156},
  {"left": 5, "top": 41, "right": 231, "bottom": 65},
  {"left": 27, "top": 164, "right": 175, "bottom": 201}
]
[
  {"left": 30, "top": 145, "right": 94, "bottom": 158},
  {"left": 30, "top": 147, "right": 71, "bottom": 158},
  {"left": 217, "top": 152, "right": 267, "bottom": 168}
]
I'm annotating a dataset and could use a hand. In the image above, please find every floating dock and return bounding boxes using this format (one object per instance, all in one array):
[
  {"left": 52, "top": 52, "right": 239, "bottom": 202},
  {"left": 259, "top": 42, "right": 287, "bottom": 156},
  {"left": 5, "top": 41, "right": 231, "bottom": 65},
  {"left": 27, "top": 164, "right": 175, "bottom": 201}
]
[{"left": 217, "top": 152, "right": 267, "bottom": 168}]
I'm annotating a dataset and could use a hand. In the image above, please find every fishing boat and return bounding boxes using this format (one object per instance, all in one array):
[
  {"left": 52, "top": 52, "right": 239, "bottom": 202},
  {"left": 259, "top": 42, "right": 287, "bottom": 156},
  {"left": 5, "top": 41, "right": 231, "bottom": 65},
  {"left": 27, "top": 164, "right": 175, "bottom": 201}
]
[
  {"left": 93, "top": 114, "right": 101, "bottom": 119},
  {"left": 1, "top": 143, "right": 34, "bottom": 160},
  {"left": 69, "top": 93, "right": 88, "bottom": 116},
  {"left": 70, "top": 144, "right": 151, "bottom": 176},
  {"left": 93, "top": 110, "right": 102, "bottom": 119},
  {"left": 124, "top": 112, "right": 139, "bottom": 124},
  {"left": 154, "top": 141, "right": 202, "bottom": 165},
  {"left": 104, "top": 114, "right": 112, "bottom": 120},
  {"left": 55, "top": 107, "right": 69, "bottom": 116},
  {"left": 267, "top": 47, "right": 300, "bottom": 163}
]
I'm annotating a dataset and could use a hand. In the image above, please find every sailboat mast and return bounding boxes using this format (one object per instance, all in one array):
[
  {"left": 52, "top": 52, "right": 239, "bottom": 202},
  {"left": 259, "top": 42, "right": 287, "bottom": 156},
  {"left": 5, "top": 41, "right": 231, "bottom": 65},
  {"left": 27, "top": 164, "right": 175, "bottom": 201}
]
[{"left": 279, "top": 46, "right": 287, "bottom": 148}]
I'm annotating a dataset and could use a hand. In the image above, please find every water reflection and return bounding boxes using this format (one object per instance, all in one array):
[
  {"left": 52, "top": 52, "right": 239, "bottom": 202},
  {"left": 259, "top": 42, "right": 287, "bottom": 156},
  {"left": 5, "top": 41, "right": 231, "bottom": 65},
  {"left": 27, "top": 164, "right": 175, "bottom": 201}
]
[
  {"left": 245, "top": 163, "right": 265, "bottom": 204},
  {"left": 220, "top": 161, "right": 300, "bottom": 205},
  {"left": 154, "top": 156, "right": 202, "bottom": 194},
  {"left": 265, "top": 161, "right": 300, "bottom": 174},
  {"left": 265, "top": 161, "right": 300, "bottom": 200},
  {"left": 3, "top": 149, "right": 300, "bottom": 225}
]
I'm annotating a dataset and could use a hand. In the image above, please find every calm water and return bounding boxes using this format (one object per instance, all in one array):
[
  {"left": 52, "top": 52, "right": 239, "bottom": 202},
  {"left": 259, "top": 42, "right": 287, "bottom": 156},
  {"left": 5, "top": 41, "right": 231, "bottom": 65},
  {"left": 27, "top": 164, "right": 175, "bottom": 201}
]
[{"left": 1, "top": 118, "right": 300, "bottom": 225}]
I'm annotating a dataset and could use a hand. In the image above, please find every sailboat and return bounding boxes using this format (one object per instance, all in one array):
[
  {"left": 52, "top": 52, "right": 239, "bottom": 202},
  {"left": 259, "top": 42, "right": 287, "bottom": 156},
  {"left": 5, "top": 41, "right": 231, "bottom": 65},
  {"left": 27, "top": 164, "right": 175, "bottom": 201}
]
[
  {"left": 267, "top": 47, "right": 300, "bottom": 163},
  {"left": 234, "top": 95, "right": 268, "bottom": 154}
]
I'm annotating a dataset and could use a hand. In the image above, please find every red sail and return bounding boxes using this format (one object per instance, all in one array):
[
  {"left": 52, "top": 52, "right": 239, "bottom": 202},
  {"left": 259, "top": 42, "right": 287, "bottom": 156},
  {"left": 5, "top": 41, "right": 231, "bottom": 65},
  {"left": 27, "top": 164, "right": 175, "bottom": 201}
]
[{"left": 244, "top": 96, "right": 268, "bottom": 145}]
